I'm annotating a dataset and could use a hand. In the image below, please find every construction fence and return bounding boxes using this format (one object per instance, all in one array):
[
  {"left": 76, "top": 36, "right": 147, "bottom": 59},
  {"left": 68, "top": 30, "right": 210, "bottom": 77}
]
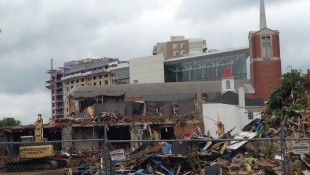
[{"left": 0, "top": 136, "right": 309, "bottom": 175}]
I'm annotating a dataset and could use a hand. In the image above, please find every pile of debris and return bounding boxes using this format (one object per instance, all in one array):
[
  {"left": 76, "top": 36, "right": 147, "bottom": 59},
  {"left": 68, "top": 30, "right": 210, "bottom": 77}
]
[
  {"left": 56, "top": 147, "right": 102, "bottom": 166},
  {"left": 0, "top": 156, "right": 19, "bottom": 169},
  {"left": 49, "top": 111, "right": 197, "bottom": 127},
  {"left": 110, "top": 113, "right": 310, "bottom": 174},
  {"left": 49, "top": 116, "right": 95, "bottom": 126},
  {"left": 49, "top": 112, "right": 125, "bottom": 126}
]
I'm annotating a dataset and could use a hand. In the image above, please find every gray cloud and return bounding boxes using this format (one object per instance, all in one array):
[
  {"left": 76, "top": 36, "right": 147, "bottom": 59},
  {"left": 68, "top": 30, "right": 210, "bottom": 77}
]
[{"left": 0, "top": 0, "right": 309, "bottom": 124}]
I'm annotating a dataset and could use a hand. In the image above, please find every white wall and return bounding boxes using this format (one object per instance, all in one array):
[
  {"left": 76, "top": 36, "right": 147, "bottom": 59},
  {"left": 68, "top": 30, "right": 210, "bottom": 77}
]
[
  {"left": 203, "top": 104, "right": 239, "bottom": 138},
  {"left": 129, "top": 54, "right": 165, "bottom": 84},
  {"left": 202, "top": 103, "right": 261, "bottom": 138},
  {"left": 189, "top": 39, "right": 205, "bottom": 55},
  {"left": 221, "top": 78, "right": 235, "bottom": 94}
]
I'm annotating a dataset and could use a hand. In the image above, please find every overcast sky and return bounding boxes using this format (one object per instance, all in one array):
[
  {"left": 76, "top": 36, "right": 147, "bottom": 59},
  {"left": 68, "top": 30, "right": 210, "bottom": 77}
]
[{"left": 0, "top": 0, "right": 309, "bottom": 125}]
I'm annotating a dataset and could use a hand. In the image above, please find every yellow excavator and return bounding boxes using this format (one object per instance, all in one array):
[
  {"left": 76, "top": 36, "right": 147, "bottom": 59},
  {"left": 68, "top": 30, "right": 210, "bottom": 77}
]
[
  {"left": 19, "top": 114, "right": 54, "bottom": 159},
  {"left": 7, "top": 114, "right": 67, "bottom": 171}
]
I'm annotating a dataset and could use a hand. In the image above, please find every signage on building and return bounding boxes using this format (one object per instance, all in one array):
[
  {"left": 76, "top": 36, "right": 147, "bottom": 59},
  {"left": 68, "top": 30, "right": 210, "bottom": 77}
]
[{"left": 292, "top": 143, "right": 309, "bottom": 154}]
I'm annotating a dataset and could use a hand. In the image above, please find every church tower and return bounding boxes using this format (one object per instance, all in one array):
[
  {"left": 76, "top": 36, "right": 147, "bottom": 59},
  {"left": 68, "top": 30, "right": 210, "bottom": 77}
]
[
  {"left": 249, "top": 0, "right": 282, "bottom": 101},
  {"left": 221, "top": 67, "right": 236, "bottom": 94}
]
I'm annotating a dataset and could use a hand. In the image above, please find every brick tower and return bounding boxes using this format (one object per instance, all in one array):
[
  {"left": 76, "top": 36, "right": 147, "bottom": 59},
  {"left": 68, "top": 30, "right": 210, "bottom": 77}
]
[{"left": 249, "top": 0, "right": 282, "bottom": 101}]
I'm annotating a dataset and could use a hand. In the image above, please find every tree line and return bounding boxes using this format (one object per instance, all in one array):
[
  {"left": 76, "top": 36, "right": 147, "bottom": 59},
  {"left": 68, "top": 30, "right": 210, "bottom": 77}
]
[{"left": 0, "top": 118, "right": 21, "bottom": 127}]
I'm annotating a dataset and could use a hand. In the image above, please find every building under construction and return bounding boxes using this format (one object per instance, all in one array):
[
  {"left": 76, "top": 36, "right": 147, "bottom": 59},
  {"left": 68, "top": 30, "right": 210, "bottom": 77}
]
[{"left": 46, "top": 58, "right": 129, "bottom": 117}]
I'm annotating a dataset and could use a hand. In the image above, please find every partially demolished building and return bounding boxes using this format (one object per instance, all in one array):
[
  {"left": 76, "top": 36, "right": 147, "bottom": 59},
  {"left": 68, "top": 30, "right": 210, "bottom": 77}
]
[
  {"left": 7, "top": 0, "right": 281, "bottom": 153},
  {"left": 1, "top": 79, "right": 255, "bottom": 152},
  {"left": 3, "top": 1, "right": 310, "bottom": 173}
]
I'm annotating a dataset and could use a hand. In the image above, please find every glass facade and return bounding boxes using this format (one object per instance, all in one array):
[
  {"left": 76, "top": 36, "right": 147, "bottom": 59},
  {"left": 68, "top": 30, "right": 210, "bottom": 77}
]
[
  {"left": 164, "top": 48, "right": 249, "bottom": 82},
  {"left": 113, "top": 67, "right": 130, "bottom": 84}
]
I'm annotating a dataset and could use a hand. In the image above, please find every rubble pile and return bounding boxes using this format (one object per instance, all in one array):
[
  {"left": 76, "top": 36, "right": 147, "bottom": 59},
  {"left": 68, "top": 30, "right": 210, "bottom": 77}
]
[
  {"left": 49, "top": 112, "right": 126, "bottom": 126},
  {"left": 49, "top": 111, "right": 197, "bottom": 127},
  {"left": 0, "top": 156, "right": 19, "bottom": 169},
  {"left": 111, "top": 112, "right": 310, "bottom": 174},
  {"left": 0, "top": 113, "right": 309, "bottom": 174},
  {"left": 49, "top": 116, "right": 96, "bottom": 126},
  {"left": 57, "top": 150, "right": 101, "bottom": 167}
]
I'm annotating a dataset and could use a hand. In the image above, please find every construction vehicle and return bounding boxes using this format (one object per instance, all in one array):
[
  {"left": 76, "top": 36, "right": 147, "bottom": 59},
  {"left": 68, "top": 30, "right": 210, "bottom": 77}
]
[
  {"left": 6, "top": 114, "right": 67, "bottom": 171},
  {"left": 18, "top": 114, "right": 54, "bottom": 159}
]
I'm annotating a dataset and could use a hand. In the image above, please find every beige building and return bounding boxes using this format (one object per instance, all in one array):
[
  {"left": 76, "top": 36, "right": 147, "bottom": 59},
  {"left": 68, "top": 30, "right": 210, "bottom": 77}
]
[
  {"left": 46, "top": 58, "right": 130, "bottom": 118},
  {"left": 153, "top": 36, "right": 207, "bottom": 59},
  {"left": 61, "top": 58, "right": 129, "bottom": 117}
]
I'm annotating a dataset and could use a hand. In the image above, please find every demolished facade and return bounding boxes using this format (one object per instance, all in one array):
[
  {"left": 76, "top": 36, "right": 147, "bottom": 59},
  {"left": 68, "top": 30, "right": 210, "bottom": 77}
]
[{"left": 1, "top": 78, "right": 253, "bottom": 151}]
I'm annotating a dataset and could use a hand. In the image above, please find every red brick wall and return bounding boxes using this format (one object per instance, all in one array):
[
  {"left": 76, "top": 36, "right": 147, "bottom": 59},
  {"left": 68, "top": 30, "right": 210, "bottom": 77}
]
[
  {"left": 272, "top": 34, "right": 280, "bottom": 57},
  {"left": 249, "top": 35, "right": 255, "bottom": 59},
  {"left": 174, "top": 122, "right": 204, "bottom": 139},
  {"left": 249, "top": 31, "right": 282, "bottom": 101},
  {"left": 252, "top": 60, "right": 282, "bottom": 101},
  {"left": 250, "top": 63, "right": 256, "bottom": 89},
  {"left": 251, "top": 34, "right": 280, "bottom": 59},
  {"left": 250, "top": 35, "right": 261, "bottom": 58}
]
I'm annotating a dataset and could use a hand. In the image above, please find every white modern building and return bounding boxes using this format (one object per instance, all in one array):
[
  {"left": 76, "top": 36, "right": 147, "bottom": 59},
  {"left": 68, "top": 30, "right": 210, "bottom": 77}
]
[{"left": 129, "top": 54, "right": 165, "bottom": 84}]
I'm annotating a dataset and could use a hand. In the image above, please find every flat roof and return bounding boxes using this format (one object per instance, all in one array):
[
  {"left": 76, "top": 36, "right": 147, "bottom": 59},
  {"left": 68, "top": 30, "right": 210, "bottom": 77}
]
[
  {"left": 164, "top": 47, "right": 249, "bottom": 64},
  {"left": 70, "top": 80, "right": 251, "bottom": 98}
]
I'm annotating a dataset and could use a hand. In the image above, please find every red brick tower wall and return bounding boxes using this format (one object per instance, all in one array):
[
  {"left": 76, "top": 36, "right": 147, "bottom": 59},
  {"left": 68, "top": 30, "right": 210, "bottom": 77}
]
[
  {"left": 249, "top": 32, "right": 282, "bottom": 101},
  {"left": 250, "top": 35, "right": 262, "bottom": 59},
  {"left": 252, "top": 60, "right": 282, "bottom": 100},
  {"left": 272, "top": 34, "right": 280, "bottom": 57}
]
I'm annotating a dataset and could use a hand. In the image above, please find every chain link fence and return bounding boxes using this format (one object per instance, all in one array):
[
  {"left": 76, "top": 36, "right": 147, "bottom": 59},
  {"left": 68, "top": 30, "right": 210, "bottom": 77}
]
[{"left": 0, "top": 136, "right": 309, "bottom": 174}]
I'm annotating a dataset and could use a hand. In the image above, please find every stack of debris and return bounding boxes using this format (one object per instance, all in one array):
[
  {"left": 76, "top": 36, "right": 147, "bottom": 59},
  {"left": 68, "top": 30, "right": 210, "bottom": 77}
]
[
  {"left": 109, "top": 112, "right": 310, "bottom": 174},
  {"left": 49, "top": 111, "right": 197, "bottom": 127},
  {"left": 49, "top": 112, "right": 125, "bottom": 126},
  {"left": 49, "top": 117, "right": 95, "bottom": 126},
  {"left": 0, "top": 156, "right": 19, "bottom": 169},
  {"left": 57, "top": 147, "right": 102, "bottom": 167}
]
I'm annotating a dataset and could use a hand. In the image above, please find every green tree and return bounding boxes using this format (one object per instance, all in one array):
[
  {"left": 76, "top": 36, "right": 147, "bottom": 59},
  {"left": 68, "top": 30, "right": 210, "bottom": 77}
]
[
  {"left": 267, "top": 69, "right": 310, "bottom": 118},
  {"left": 0, "top": 118, "right": 21, "bottom": 127}
]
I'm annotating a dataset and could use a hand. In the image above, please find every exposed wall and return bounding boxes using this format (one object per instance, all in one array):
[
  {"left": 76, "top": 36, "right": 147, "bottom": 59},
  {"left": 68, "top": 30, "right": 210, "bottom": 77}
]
[
  {"left": 174, "top": 123, "right": 202, "bottom": 139},
  {"left": 62, "top": 126, "right": 73, "bottom": 151},
  {"left": 69, "top": 98, "right": 82, "bottom": 117},
  {"left": 72, "top": 127, "right": 95, "bottom": 151},
  {"left": 129, "top": 125, "right": 142, "bottom": 149}
]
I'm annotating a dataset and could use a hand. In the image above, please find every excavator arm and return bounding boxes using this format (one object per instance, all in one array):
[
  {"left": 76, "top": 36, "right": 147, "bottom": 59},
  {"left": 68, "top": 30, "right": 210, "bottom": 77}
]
[{"left": 34, "top": 114, "right": 43, "bottom": 141}]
